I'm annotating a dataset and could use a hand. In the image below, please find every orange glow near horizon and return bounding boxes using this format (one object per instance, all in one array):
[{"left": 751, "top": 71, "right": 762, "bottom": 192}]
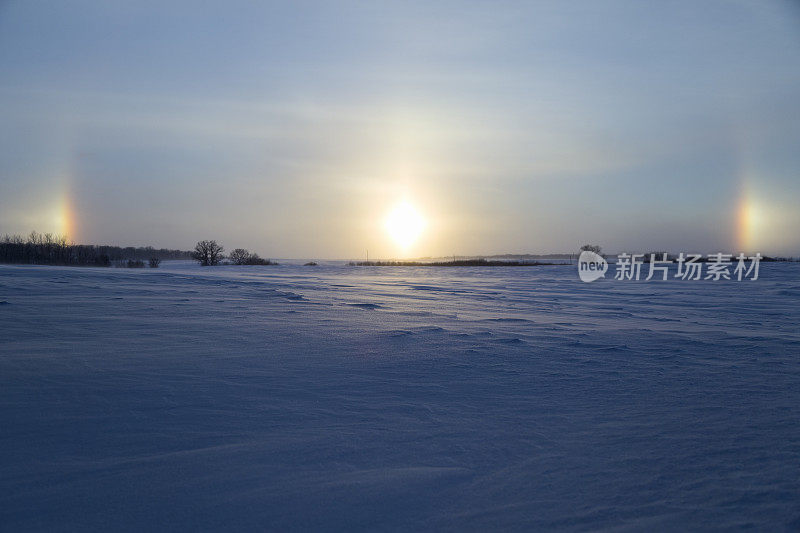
[
  {"left": 735, "top": 180, "right": 771, "bottom": 254},
  {"left": 736, "top": 195, "right": 753, "bottom": 252},
  {"left": 57, "top": 186, "right": 77, "bottom": 243}
]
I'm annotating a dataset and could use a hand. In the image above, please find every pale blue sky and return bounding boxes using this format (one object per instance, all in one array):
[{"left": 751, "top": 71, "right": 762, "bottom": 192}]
[{"left": 1, "top": 1, "right": 799, "bottom": 257}]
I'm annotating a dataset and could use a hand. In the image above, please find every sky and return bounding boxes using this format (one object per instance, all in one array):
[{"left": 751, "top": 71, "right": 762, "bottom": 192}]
[{"left": 1, "top": 0, "right": 799, "bottom": 259}]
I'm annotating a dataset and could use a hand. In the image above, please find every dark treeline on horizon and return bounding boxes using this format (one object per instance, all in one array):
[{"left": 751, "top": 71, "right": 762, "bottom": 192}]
[
  {"left": 350, "top": 259, "right": 557, "bottom": 267},
  {"left": 0, "top": 232, "right": 192, "bottom": 266}
]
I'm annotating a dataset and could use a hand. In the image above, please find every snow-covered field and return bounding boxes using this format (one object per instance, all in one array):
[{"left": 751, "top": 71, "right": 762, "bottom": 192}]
[{"left": 1, "top": 261, "right": 799, "bottom": 531}]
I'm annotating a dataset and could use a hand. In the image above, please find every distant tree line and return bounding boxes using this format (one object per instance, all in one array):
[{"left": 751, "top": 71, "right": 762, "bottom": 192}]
[
  {"left": 0, "top": 232, "right": 192, "bottom": 267},
  {"left": 350, "top": 259, "right": 554, "bottom": 267}
]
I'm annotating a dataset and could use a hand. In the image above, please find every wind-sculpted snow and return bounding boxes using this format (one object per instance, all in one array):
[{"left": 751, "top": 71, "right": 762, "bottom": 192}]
[{"left": 1, "top": 261, "right": 799, "bottom": 530}]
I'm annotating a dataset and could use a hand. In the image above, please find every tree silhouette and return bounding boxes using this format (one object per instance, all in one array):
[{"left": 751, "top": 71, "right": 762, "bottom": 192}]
[
  {"left": 228, "top": 248, "right": 250, "bottom": 265},
  {"left": 192, "top": 240, "right": 224, "bottom": 266},
  {"left": 579, "top": 244, "right": 603, "bottom": 256},
  {"left": 0, "top": 232, "right": 191, "bottom": 266},
  {"left": 228, "top": 248, "right": 273, "bottom": 265}
]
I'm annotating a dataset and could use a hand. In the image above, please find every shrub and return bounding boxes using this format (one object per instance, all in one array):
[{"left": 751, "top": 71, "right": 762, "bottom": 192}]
[
  {"left": 229, "top": 248, "right": 274, "bottom": 265},
  {"left": 579, "top": 244, "right": 603, "bottom": 256},
  {"left": 245, "top": 253, "right": 273, "bottom": 265}
]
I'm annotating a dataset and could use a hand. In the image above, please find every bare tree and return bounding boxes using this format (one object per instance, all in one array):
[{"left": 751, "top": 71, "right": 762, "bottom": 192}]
[
  {"left": 192, "top": 240, "right": 224, "bottom": 266},
  {"left": 228, "top": 248, "right": 250, "bottom": 265}
]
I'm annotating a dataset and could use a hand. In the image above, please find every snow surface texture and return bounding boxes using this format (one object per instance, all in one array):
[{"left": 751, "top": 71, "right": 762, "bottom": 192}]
[{"left": 1, "top": 261, "right": 799, "bottom": 531}]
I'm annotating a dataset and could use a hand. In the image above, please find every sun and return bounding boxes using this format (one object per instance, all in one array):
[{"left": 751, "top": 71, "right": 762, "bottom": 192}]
[{"left": 385, "top": 202, "right": 426, "bottom": 250}]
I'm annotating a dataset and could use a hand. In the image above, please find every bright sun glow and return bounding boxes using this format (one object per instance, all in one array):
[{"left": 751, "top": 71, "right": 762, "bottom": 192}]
[{"left": 385, "top": 202, "right": 426, "bottom": 250}]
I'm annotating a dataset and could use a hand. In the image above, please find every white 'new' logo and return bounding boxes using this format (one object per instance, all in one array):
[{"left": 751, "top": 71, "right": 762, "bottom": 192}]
[{"left": 578, "top": 251, "right": 607, "bottom": 283}]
